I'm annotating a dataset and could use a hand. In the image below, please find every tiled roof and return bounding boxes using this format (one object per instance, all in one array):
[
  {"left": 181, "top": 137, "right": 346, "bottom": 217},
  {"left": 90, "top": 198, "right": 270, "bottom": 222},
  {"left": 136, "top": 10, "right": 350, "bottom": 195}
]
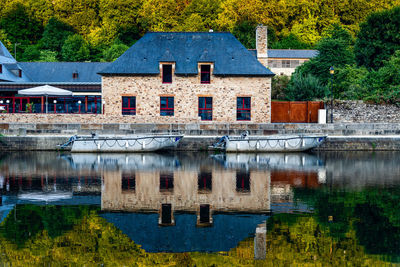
[
  {"left": 99, "top": 32, "right": 274, "bottom": 77},
  {"left": 18, "top": 62, "right": 111, "bottom": 83}
]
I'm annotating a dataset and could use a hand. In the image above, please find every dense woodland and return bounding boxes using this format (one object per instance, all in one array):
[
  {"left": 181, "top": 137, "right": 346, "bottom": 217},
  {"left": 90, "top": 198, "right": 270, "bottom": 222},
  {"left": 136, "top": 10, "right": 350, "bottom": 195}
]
[
  {"left": 0, "top": 0, "right": 400, "bottom": 103},
  {"left": 0, "top": 0, "right": 398, "bottom": 62}
]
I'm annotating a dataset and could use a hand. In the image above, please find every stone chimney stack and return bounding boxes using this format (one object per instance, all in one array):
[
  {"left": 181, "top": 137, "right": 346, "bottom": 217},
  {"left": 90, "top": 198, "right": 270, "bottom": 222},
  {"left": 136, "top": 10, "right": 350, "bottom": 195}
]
[{"left": 256, "top": 25, "right": 268, "bottom": 67}]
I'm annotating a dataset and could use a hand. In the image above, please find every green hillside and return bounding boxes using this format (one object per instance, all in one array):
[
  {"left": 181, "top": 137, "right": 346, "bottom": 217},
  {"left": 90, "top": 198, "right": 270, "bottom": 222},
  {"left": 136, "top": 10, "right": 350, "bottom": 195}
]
[{"left": 0, "top": 0, "right": 399, "bottom": 62}]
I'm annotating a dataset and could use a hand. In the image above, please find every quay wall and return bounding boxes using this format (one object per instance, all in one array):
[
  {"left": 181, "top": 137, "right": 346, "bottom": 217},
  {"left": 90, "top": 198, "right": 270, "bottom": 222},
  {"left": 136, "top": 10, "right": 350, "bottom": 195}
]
[{"left": 1, "top": 123, "right": 400, "bottom": 151}]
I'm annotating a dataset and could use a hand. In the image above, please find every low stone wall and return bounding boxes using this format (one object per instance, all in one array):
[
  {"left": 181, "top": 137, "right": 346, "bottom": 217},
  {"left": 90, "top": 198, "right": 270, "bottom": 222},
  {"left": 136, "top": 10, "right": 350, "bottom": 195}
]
[
  {"left": 0, "top": 122, "right": 400, "bottom": 151},
  {"left": 329, "top": 100, "right": 400, "bottom": 123},
  {"left": 1, "top": 122, "right": 400, "bottom": 136}
]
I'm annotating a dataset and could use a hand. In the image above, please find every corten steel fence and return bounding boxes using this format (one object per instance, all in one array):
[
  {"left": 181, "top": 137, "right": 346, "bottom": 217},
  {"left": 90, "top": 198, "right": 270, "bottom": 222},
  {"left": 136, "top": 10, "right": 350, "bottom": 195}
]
[{"left": 271, "top": 101, "right": 324, "bottom": 123}]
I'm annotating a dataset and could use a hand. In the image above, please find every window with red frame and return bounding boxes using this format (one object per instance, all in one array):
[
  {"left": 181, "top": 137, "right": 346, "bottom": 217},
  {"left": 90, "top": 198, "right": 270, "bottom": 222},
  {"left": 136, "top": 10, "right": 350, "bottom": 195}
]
[
  {"left": 198, "top": 172, "right": 212, "bottom": 192},
  {"left": 160, "top": 173, "right": 174, "bottom": 192},
  {"left": 160, "top": 96, "right": 174, "bottom": 116},
  {"left": 198, "top": 97, "right": 212, "bottom": 121},
  {"left": 162, "top": 64, "right": 172, "bottom": 83},
  {"left": 236, "top": 171, "right": 250, "bottom": 192},
  {"left": 122, "top": 174, "right": 135, "bottom": 192},
  {"left": 18, "top": 69, "right": 22, "bottom": 77},
  {"left": 200, "top": 65, "right": 211, "bottom": 84},
  {"left": 237, "top": 97, "right": 251, "bottom": 121},
  {"left": 122, "top": 96, "right": 136, "bottom": 115}
]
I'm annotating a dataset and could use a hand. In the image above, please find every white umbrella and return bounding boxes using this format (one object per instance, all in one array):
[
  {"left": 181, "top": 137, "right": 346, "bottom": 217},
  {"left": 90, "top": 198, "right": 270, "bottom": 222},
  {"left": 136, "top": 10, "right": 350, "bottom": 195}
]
[{"left": 18, "top": 85, "right": 73, "bottom": 113}]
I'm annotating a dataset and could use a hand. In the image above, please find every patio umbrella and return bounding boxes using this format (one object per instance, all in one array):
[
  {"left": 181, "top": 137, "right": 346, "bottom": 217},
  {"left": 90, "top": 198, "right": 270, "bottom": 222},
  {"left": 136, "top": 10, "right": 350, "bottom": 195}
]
[{"left": 18, "top": 85, "right": 73, "bottom": 113}]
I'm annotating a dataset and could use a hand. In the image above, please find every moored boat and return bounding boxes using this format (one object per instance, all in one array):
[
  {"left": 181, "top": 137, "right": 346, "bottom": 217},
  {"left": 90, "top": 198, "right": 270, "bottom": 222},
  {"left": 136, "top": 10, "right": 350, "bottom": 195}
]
[
  {"left": 59, "top": 134, "right": 183, "bottom": 152},
  {"left": 213, "top": 132, "right": 326, "bottom": 152}
]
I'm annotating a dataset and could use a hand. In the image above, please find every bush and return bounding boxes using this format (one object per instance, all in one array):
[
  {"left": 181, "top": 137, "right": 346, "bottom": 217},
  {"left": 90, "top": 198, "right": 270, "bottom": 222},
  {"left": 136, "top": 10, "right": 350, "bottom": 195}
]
[
  {"left": 271, "top": 74, "right": 290, "bottom": 100},
  {"left": 285, "top": 73, "right": 327, "bottom": 101}
]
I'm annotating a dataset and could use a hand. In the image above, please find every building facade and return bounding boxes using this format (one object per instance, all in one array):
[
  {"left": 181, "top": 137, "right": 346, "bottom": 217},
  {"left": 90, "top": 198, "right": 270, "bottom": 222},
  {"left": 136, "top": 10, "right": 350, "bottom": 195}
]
[{"left": 100, "top": 32, "right": 274, "bottom": 123}]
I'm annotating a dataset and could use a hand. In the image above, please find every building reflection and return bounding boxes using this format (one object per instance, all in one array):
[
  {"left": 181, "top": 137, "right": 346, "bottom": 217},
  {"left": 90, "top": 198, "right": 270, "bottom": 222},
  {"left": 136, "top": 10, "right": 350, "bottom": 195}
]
[{"left": 101, "top": 168, "right": 271, "bottom": 226}]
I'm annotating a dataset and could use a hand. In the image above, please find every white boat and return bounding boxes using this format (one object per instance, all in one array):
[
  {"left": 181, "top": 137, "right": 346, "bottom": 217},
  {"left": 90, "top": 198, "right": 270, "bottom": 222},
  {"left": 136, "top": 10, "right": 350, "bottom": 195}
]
[
  {"left": 59, "top": 134, "right": 183, "bottom": 152},
  {"left": 211, "top": 153, "right": 324, "bottom": 171},
  {"left": 213, "top": 132, "right": 326, "bottom": 152}
]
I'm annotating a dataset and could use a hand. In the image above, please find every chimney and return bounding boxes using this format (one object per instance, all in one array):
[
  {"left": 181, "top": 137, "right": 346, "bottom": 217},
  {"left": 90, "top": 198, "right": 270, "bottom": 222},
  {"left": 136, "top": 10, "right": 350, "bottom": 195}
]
[{"left": 256, "top": 24, "right": 268, "bottom": 67}]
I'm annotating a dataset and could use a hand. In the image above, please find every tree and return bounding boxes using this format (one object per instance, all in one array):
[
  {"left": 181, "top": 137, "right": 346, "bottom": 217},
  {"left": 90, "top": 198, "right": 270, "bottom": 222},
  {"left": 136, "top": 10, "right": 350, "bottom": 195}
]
[
  {"left": 39, "top": 50, "right": 58, "bottom": 62},
  {"left": 285, "top": 73, "right": 327, "bottom": 101},
  {"left": 40, "top": 17, "right": 74, "bottom": 55},
  {"left": 270, "top": 33, "right": 311, "bottom": 49},
  {"left": 20, "top": 45, "right": 41, "bottom": 61},
  {"left": 102, "top": 43, "right": 129, "bottom": 62},
  {"left": 181, "top": 0, "right": 222, "bottom": 31},
  {"left": 354, "top": 6, "right": 400, "bottom": 70},
  {"left": 0, "top": 3, "right": 43, "bottom": 46},
  {"left": 295, "top": 26, "right": 355, "bottom": 85},
  {"left": 232, "top": 21, "right": 257, "bottom": 49},
  {"left": 361, "top": 51, "right": 400, "bottom": 104},
  {"left": 61, "top": 34, "right": 90, "bottom": 61},
  {"left": 271, "top": 74, "right": 290, "bottom": 100}
]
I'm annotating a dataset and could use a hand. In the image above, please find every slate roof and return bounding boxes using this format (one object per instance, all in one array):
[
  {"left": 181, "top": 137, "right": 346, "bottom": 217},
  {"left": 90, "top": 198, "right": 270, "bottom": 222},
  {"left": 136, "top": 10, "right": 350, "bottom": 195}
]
[
  {"left": 18, "top": 62, "right": 111, "bottom": 83},
  {"left": 0, "top": 41, "right": 30, "bottom": 82},
  {"left": 268, "top": 49, "right": 318, "bottom": 58},
  {"left": 99, "top": 32, "right": 274, "bottom": 77},
  {"left": 248, "top": 49, "right": 318, "bottom": 59}
]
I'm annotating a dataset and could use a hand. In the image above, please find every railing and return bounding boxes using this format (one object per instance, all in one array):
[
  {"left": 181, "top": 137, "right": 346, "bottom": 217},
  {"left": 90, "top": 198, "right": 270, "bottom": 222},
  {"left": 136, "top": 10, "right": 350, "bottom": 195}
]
[{"left": 0, "top": 96, "right": 102, "bottom": 114}]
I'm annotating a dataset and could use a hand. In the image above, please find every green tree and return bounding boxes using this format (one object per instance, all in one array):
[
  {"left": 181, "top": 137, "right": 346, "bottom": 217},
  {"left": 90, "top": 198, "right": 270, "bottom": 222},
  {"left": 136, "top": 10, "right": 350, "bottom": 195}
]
[
  {"left": 296, "top": 27, "right": 355, "bottom": 85},
  {"left": 332, "top": 64, "right": 368, "bottom": 99},
  {"left": 20, "top": 45, "right": 41, "bottom": 61},
  {"left": 285, "top": 73, "right": 327, "bottom": 101},
  {"left": 102, "top": 42, "right": 129, "bottom": 62},
  {"left": 354, "top": 6, "right": 400, "bottom": 70},
  {"left": 138, "top": 0, "right": 183, "bottom": 31},
  {"left": 0, "top": 29, "right": 12, "bottom": 51},
  {"left": 40, "top": 17, "right": 74, "bottom": 56},
  {"left": 271, "top": 74, "right": 290, "bottom": 100},
  {"left": 270, "top": 33, "right": 311, "bottom": 49},
  {"left": 181, "top": 0, "right": 222, "bottom": 31},
  {"left": 361, "top": 51, "right": 400, "bottom": 104},
  {"left": 232, "top": 21, "right": 257, "bottom": 49},
  {"left": 0, "top": 3, "right": 43, "bottom": 45},
  {"left": 39, "top": 50, "right": 58, "bottom": 61},
  {"left": 61, "top": 34, "right": 90, "bottom": 61}
]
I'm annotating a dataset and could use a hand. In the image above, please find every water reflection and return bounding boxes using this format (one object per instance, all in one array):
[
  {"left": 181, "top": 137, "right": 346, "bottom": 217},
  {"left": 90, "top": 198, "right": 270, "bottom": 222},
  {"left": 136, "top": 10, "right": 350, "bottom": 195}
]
[{"left": 0, "top": 151, "right": 399, "bottom": 264}]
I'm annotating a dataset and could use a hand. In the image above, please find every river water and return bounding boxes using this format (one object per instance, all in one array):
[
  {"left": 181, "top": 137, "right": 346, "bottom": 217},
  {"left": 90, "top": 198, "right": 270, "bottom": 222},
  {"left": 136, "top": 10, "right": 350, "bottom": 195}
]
[{"left": 0, "top": 151, "right": 399, "bottom": 266}]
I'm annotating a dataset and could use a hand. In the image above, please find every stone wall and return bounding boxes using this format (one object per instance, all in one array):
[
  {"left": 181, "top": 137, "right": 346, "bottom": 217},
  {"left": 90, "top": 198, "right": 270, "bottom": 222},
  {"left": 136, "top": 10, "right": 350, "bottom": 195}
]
[
  {"left": 329, "top": 100, "right": 400, "bottom": 123},
  {"left": 102, "top": 75, "right": 271, "bottom": 123}
]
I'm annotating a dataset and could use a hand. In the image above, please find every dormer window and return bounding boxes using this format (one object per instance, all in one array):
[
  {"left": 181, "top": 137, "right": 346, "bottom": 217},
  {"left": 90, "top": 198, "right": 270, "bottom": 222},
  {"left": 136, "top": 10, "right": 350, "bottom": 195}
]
[
  {"left": 0, "top": 64, "right": 2, "bottom": 73},
  {"left": 200, "top": 65, "right": 211, "bottom": 84},
  {"left": 162, "top": 64, "right": 172, "bottom": 83},
  {"left": 72, "top": 71, "right": 78, "bottom": 79},
  {"left": 18, "top": 69, "right": 22, "bottom": 77}
]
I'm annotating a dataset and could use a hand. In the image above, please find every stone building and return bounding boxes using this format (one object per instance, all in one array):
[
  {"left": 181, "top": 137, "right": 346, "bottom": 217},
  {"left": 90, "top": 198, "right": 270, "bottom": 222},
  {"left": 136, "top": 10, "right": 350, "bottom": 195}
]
[
  {"left": 1, "top": 29, "right": 284, "bottom": 124},
  {"left": 99, "top": 32, "right": 274, "bottom": 123}
]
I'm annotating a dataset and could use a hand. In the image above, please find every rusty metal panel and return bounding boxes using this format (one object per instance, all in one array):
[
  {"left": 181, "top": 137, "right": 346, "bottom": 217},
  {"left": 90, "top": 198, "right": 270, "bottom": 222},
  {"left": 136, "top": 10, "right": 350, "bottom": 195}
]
[
  {"left": 271, "top": 101, "right": 324, "bottom": 123},
  {"left": 308, "top": 101, "right": 324, "bottom": 123},
  {"left": 289, "top": 102, "right": 307, "bottom": 123},
  {"left": 271, "top": 101, "right": 290, "bottom": 123}
]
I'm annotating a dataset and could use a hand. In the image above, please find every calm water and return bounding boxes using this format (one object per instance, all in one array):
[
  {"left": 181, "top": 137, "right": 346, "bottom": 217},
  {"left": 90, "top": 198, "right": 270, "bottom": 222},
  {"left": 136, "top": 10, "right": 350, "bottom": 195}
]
[{"left": 0, "top": 151, "right": 399, "bottom": 266}]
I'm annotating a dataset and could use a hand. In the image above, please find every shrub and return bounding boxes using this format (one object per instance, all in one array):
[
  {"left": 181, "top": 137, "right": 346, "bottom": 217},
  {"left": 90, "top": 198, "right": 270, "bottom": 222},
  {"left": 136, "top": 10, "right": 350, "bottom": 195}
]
[
  {"left": 285, "top": 73, "right": 327, "bottom": 101},
  {"left": 271, "top": 74, "right": 290, "bottom": 100}
]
